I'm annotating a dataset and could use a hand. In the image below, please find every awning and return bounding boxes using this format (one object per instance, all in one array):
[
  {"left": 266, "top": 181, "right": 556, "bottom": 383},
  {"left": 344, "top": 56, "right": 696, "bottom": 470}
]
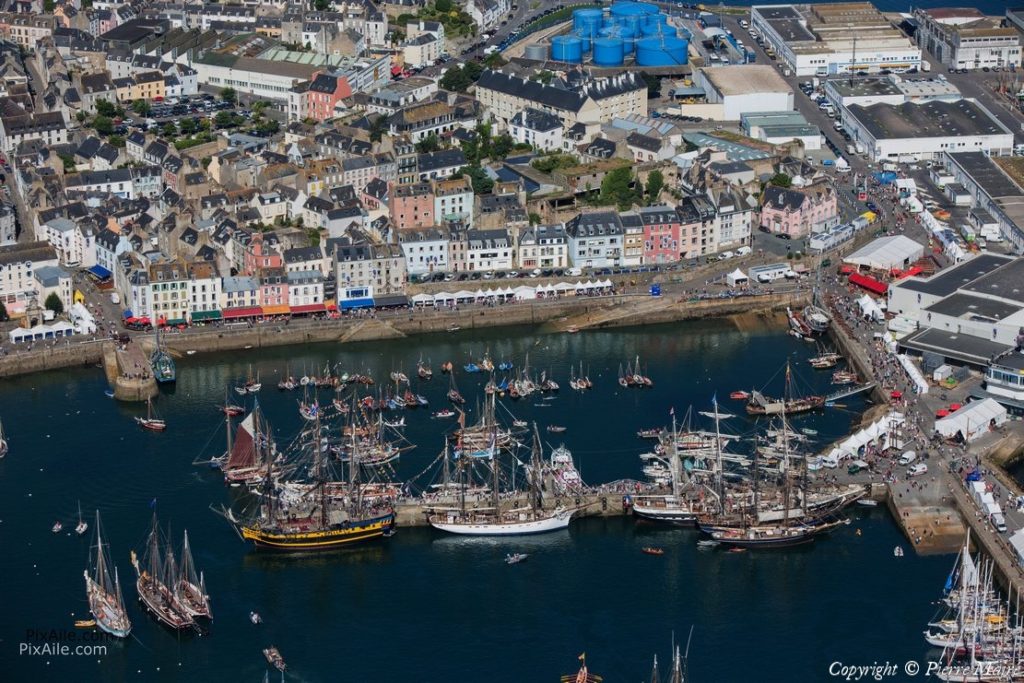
[
  {"left": 848, "top": 272, "right": 888, "bottom": 295},
  {"left": 190, "top": 310, "right": 222, "bottom": 322},
  {"left": 262, "top": 304, "right": 291, "bottom": 316},
  {"left": 326, "top": 301, "right": 338, "bottom": 312},
  {"left": 122, "top": 309, "right": 134, "bottom": 319},
  {"left": 222, "top": 306, "right": 263, "bottom": 319},
  {"left": 163, "top": 318, "right": 186, "bottom": 326},
  {"left": 340, "top": 297, "right": 374, "bottom": 310},
  {"left": 87, "top": 265, "right": 111, "bottom": 280},
  {"left": 290, "top": 303, "right": 326, "bottom": 314},
  {"left": 373, "top": 294, "right": 409, "bottom": 308}
]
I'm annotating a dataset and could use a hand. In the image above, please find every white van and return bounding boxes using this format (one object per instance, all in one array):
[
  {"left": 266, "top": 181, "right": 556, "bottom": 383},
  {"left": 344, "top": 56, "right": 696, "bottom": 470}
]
[
  {"left": 719, "top": 250, "right": 734, "bottom": 260},
  {"left": 736, "top": 246, "right": 752, "bottom": 256},
  {"left": 907, "top": 463, "right": 928, "bottom": 477},
  {"left": 897, "top": 450, "right": 917, "bottom": 466},
  {"left": 567, "top": 267, "right": 582, "bottom": 277}
]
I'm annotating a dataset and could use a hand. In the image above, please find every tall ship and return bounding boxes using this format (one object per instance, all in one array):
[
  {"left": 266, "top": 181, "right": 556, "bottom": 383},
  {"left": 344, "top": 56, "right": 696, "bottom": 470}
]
[
  {"left": 221, "top": 402, "right": 279, "bottom": 486},
  {"left": 131, "top": 512, "right": 194, "bottom": 630},
  {"left": 150, "top": 327, "right": 176, "bottom": 384},
  {"left": 230, "top": 410, "right": 395, "bottom": 551},
  {"left": 429, "top": 424, "right": 574, "bottom": 536},
  {"left": 176, "top": 530, "right": 211, "bottom": 619},
  {"left": 83, "top": 511, "right": 131, "bottom": 638}
]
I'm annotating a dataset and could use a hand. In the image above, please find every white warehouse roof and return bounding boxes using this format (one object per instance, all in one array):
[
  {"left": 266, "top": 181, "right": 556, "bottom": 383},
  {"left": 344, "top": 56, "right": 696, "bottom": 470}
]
[{"left": 843, "top": 235, "right": 924, "bottom": 271}]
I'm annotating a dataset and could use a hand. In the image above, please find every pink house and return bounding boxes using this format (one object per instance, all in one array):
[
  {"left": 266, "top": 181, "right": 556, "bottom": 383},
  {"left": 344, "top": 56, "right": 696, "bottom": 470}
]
[
  {"left": 638, "top": 206, "right": 682, "bottom": 264},
  {"left": 759, "top": 183, "right": 838, "bottom": 238},
  {"left": 257, "top": 266, "right": 289, "bottom": 314},
  {"left": 391, "top": 181, "right": 434, "bottom": 230},
  {"left": 306, "top": 72, "right": 352, "bottom": 123},
  {"left": 243, "top": 233, "right": 283, "bottom": 275}
]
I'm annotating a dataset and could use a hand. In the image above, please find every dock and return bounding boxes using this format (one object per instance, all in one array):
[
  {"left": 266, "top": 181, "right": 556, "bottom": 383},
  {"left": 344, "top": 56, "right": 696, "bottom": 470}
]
[{"left": 102, "top": 340, "right": 157, "bottom": 402}]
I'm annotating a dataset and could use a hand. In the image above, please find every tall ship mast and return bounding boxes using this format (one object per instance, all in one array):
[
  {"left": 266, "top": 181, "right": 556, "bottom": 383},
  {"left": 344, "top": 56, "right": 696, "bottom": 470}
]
[
  {"left": 83, "top": 510, "right": 131, "bottom": 638},
  {"left": 429, "top": 423, "right": 575, "bottom": 536},
  {"left": 176, "top": 530, "right": 212, "bottom": 619},
  {"left": 233, "top": 409, "right": 396, "bottom": 550},
  {"left": 222, "top": 401, "right": 279, "bottom": 486}
]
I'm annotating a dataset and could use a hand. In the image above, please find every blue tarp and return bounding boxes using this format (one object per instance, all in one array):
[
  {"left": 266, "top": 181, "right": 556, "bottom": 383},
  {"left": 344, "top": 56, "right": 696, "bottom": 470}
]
[
  {"left": 872, "top": 171, "right": 898, "bottom": 185},
  {"left": 87, "top": 264, "right": 112, "bottom": 279},
  {"left": 122, "top": 309, "right": 133, "bottom": 319},
  {"left": 340, "top": 298, "right": 374, "bottom": 310}
]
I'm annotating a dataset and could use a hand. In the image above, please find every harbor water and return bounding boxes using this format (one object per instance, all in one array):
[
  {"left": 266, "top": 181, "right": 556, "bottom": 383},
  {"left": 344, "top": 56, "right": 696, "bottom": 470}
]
[{"left": 0, "top": 321, "right": 953, "bottom": 681}]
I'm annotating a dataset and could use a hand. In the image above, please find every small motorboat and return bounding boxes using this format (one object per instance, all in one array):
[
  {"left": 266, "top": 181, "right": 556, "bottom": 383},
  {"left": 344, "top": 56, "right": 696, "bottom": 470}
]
[
  {"left": 446, "top": 325, "right": 461, "bottom": 333},
  {"left": 697, "top": 540, "right": 720, "bottom": 549},
  {"left": 505, "top": 553, "right": 528, "bottom": 565},
  {"left": 263, "top": 646, "right": 286, "bottom": 672},
  {"left": 432, "top": 409, "right": 455, "bottom": 419},
  {"left": 641, "top": 546, "right": 665, "bottom": 556},
  {"left": 52, "top": 521, "right": 63, "bottom": 534},
  {"left": 727, "top": 548, "right": 747, "bottom": 553},
  {"left": 566, "top": 326, "right": 579, "bottom": 334},
  {"left": 512, "top": 420, "right": 528, "bottom": 428},
  {"left": 383, "top": 527, "right": 396, "bottom": 538},
  {"left": 104, "top": 389, "right": 115, "bottom": 399},
  {"left": 186, "top": 350, "right": 197, "bottom": 356},
  {"left": 383, "top": 417, "right": 406, "bottom": 428},
  {"left": 856, "top": 499, "right": 879, "bottom": 507},
  {"left": 74, "top": 619, "right": 96, "bottom": 628},
  {"left": 220, "top": 404, "right": 245, "bottom": 417},
  {"left": 894, "top": 546, "right": 904, "bottom": 558},
  {"left": 800, "top": 428, "right": 818, "bottom": 436},
  {"left": 547, "top": 425, "right": 566, "bottom": 433},
  {"left": 250, "top": 611, "right": 262, "bottom": 625},
  {"left": 729, "top": 390, "right": 750, "bottom": 400}
]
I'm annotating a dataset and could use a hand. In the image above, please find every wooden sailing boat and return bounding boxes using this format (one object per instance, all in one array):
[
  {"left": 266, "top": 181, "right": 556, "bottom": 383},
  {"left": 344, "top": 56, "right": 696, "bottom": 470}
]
[
  {"left": 131, "top": 512, "right": 194, "bottom": 630},
  {"left": 84, "top": 511, "right": 131, "bottom": 638},
  {"left": 561, "top": 653, "right": 603, "bottom": 683},
  {"left": 447, "top": 373, "right": 465, "bottom": 405},
  {"left": 75, "top": 500, "right": 88, "bottom": 535},
  {"left": 219, "top": 386, "right": 245, "bottom": 416},
  {"left": 234, "top": 408, "right": 396, "bottom": 551},
  {"left": 429, "top": 423, "right": 574, "bottom": 536},
  {"left": 417, "top": 356, "right": 433, "bottom": 380},
  {"left": 177, "top": 530, "right": 212, "bottom": 619},
  {"left": 135, "top": 397, "right": 167, "bottom": 431}
]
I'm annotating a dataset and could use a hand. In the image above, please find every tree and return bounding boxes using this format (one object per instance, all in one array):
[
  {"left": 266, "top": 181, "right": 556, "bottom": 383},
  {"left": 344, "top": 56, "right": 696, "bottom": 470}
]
[
  {"left": 645, "top": 170, "right": 665, "bottom": 203},
  {"left": 483, "top": 52, "right": 506, "bottom": 69},
  {"left": 640, "top": 72, "right": 662, "bottom": 98},
  {"left": 76, "top": 111, "right": 86, "bottom": 123},
  {"left": 108, "top": 134, "right": 125, "bottom": 148},
  {"left": 58, "top": 153, "right": 76, "bottom": 172},
  {"left": 44, "top": 292, "right": 64, "bottom": 315},
  {"left": 0, "top": 300, "right": 7, "bottom": 322},
  {"left": 769, "top": 173, "right": 792, "bottom": 189},
  {"left": 131, "top": 99, "right": 151, "bottom": 116},
  {"left": 220, "top": 87, "right": 237, "bottom": 105},
  {"left": 214, "top": 111, "right": 241, "bottom": 128},
  {"left": 162, "top": 121, "right": 178, "bottom": 138},
  {"left": 435, "top": 0, "right": 452, "bottom": 11},
  {"left": 491, "top": 134, "right": 513, "bottom": 159},
  {"left": 459, "top": 165, "right": 494, "bottom": 195},
  {"left": 439, "top": 66, "right": 471, "bottom": 93},
  {"left": 314, "top": 0, "right": 330, "bottom": 9},
  {"left": 462, "top": 61, "right": 483, "bottom": 82},
  {"left": 93, "top": 115, "right": 113, "bottom": 135},
  {"left": 95, "top": 99, "right": 116, "bottom": 117},
  {"left": 528, "top": 212, "right": 542, "bottom": 225},
  {"left": 369, "top": 114, "right": 388, "bottom": 143},
  {"left": 179, "top": 118, "right": 198, "bottom": 135},
  {"left": 415, "top": 133, "right": 441, "bottom": 154},
  {"left": 600, "top": 166, "right": 639, "bottom": 210},
  {"left": 200, "top": 156, "right": 212, "bottom": 169}
]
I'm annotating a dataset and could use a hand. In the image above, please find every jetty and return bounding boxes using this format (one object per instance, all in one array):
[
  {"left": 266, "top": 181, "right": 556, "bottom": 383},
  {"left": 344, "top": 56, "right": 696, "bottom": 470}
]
[{"left": 102, "top": 340, "right": 157, "bottom": 402}]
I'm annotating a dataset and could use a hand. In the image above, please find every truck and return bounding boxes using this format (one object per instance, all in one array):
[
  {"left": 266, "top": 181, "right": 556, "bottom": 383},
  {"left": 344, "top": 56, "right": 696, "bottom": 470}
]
[
  {"left": 854, "top": 142, "right": 866, "bottom": 155},
  {"left": 110, "top": 292, "right": 120, "bottom": 305},
  {"left": 921, "top": 61, "right": 931, "bottom": 73},
  {"left": 846, "top": 143, "right": 857, "bottom": 154},
  {"left": 750, "top": 263, "right": 791, "bottom": 283}
]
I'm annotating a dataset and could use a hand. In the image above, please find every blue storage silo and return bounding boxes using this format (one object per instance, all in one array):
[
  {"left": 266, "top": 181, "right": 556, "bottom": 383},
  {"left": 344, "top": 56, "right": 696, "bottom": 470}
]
[
  {"left": 619, "top": 26, "right": 636, "bottom": 54},
  {"left": 551, "top": 35, "right": 583, "bottom": 63},
  {"left": 641, "top": 21, "right": 663, "bottom": 37},
  {"left": 576, "top": 31, "right": 593, "bottom": 53},
  {"left": 602, "top": 17, "right": 616, "bottom": 29},
  {"left": 609, "top": 1, "right": 659, "bottom": 18},
  {"left": 573, "top": 8, "right": 604, "bottom": 34},
  {"left": 592, "top": 37, "right": 624, "bottom": 66},
  {"left": 635, "top": 36, "right": 689, "bottom": 66}
]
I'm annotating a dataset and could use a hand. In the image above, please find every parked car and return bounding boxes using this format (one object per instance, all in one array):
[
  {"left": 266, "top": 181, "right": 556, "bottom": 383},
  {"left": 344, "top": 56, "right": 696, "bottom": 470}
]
[{"left": 907, "top": 463, "right": 928, "bottom": 477}]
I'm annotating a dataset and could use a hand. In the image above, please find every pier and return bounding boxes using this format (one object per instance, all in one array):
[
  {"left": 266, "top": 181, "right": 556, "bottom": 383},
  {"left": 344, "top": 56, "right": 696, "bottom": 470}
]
[{"left": 102, "top": 340, "right": 157, "bottom": 402}]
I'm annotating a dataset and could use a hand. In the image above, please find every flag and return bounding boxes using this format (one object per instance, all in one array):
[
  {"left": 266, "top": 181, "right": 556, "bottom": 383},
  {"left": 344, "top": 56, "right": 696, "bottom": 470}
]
[{"left": 149, "top": 498, "right": 157, "bottom": 508}]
